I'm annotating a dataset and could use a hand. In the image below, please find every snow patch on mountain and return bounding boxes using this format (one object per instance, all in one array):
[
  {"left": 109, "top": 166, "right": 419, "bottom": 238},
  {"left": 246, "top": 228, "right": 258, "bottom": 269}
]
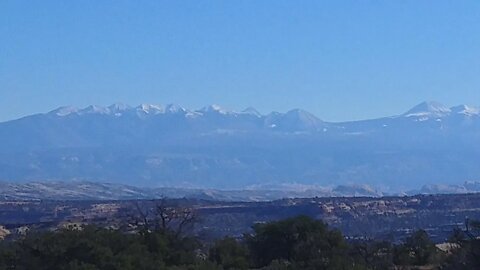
[
  {"left": 164, "top": 104, "right": 188, "bottom": 114},
  {"left": 413, "top": 181, "right": 480, "bottom": 195},
  {"left": 49, "top": 106, "right": 79, "bottom": 116},
  {"left": 265, "top": 109, "right": 323, "bottom": 131},
  {"left": 198, "top": 104, "right": 231, "bottom": 114},
  {"left": 0, "top": 181, "right": 387, "bottom": 201},
  {"left": 403, "top": 101, "right": 451, "bottom": 118},
  {"left": 241, "top": 107, "right": 262, "bottom": 117},
  {"left": 136, "top": 104, "right": 164, "bottom": 115},
  {"left": 81, "top": 105, "right": 111, "bottom": 115},
  {"left": 450, "top": 105, "right": 480, "bottom": 116}
]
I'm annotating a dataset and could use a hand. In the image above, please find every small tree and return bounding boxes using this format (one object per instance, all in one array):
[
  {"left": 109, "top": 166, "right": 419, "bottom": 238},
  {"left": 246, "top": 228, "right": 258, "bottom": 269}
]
[
  {"left": 394, "top": 229, "right": 437, "bottom": 266},
  {"left": 350, "top": 240, "right": 394, "bottom": 269},
  {"left": 209, "top": 237, "right": 249, "bottom": 270},
  {"left": 246, "top": 215, "right": 356, "bottom": 269}
]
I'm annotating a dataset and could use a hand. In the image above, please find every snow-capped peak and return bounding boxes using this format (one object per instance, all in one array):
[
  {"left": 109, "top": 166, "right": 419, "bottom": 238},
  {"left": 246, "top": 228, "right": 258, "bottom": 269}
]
[
  {"left": 450, "top": 105, "right": 480, "bottom": 116},
  {"left": 198, "top": 104, "right": 231, "bottom": 114},
  {"left": 49, "top": 106, "right": 79, "bottom": 116},
  {"left": 80, "top": 105, "right": 110, "bottom": 115},
  {"left": 136, "top": 104, "right": 164, "bottom": 114},
  {"left": 50, "top": 105, "right": 114, "bottom": 117},
  {"left": 108, "top": 103, "right": 131, "bottom": 112},
  {"left": 108, "top": 103, "right": 131, "bottom": 116},
  {"left": 285, "top": 109, "right": 321, "bottom": 120},
  {"left": 48, "top": 103, "right": 193, "bottom": 117},
  {"left": 241, "top": 107, "right": 262, "bottom": 117},
  {"left": 165, "top": 104, "right": 187, "bottom": 114},
  {"left": 403, "top": 101, "right": 451, "bottom": 118},
  {"left": 265, "top": 109, "right": 323, "bottom": 131}
]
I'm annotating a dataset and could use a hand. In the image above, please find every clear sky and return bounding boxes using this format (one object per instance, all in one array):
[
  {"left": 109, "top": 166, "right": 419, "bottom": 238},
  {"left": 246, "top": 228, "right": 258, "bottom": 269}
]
[{"left": 1, "top": 1, "right": 480, "bottom": 122}]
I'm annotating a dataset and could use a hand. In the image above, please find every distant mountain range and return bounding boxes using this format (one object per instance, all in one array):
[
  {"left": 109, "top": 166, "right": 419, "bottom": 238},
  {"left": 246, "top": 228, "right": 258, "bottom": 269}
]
[{"left": 0, "top": 101, "right": 479, "bottom": 191}]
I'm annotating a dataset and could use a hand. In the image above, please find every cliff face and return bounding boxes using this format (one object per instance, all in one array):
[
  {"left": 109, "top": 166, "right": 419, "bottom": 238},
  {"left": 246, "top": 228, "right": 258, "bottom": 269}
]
[{"left": 1, "top": 193, "right": 479, "bottom": 243}]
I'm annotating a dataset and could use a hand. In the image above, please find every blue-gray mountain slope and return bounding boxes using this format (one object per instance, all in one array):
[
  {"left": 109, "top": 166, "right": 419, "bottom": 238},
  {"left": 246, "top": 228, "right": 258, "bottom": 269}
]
[{"left": 0, "top": 102, "right": 479, "bottom": 190}]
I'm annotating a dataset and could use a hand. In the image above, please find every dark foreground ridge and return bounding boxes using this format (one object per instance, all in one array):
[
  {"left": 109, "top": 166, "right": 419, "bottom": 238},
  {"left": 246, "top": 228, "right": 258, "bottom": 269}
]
[
  {"left": 0, "top": 214, "right": 479, "bottom": 269},
  {"left": 1, "top": 192, "right": 480, "bottom": 244}
]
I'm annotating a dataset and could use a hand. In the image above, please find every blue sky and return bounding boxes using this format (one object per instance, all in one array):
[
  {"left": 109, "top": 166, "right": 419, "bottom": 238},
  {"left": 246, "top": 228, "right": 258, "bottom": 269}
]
[{"left": 1, "top": 1, "right": 480, "bottom": 122}]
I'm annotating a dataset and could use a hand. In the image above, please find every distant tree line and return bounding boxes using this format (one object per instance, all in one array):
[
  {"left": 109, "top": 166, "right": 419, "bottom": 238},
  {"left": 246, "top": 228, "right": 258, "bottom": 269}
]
[{"left": 0, "top": 214, "right": 480, "bottom": 269}]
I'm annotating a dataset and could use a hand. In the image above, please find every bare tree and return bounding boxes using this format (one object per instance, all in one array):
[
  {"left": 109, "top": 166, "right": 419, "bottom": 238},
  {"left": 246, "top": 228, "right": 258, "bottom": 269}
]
[{"left": 131, "top": 198, "right": 197, "bottom": 237}]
